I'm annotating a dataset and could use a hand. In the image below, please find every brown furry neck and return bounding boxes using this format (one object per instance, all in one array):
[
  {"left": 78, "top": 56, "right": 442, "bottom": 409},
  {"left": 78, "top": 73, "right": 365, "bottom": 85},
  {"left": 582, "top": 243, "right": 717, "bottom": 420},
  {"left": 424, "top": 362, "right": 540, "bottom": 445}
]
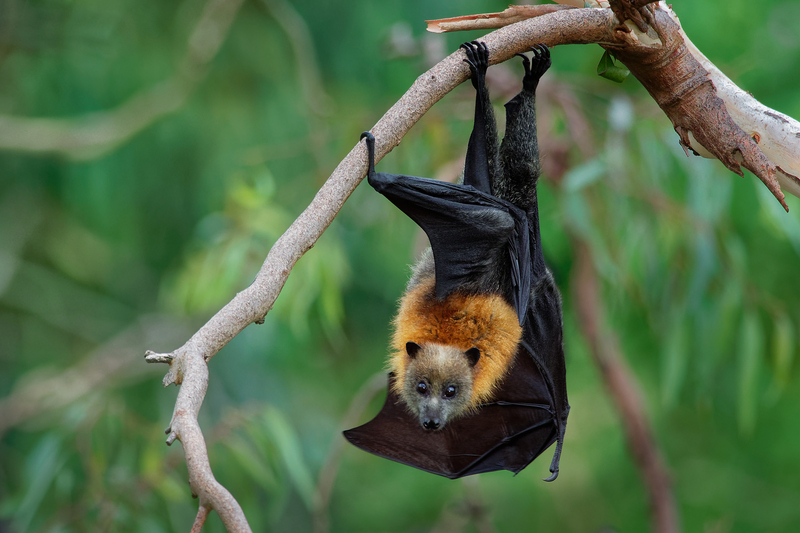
[{"left": 390, "top": 277, "right": 522, "bottom": 407}]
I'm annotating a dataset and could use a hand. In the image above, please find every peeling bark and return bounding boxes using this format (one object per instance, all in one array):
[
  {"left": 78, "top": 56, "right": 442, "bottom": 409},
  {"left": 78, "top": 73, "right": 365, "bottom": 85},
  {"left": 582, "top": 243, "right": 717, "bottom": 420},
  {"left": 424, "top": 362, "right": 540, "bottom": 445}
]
[
  {"left": 426, "top": 1, "right": 800, "bottom": 210},
  {"left": 608, "top": 7, "right": 791, "bottom": 210}
]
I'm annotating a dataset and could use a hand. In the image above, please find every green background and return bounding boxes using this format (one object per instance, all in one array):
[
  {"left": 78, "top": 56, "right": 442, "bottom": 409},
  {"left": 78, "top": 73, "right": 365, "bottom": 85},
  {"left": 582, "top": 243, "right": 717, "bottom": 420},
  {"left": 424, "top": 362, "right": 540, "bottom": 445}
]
[{"left": 1, "top": 0, "right": 799, "bottom": 531}]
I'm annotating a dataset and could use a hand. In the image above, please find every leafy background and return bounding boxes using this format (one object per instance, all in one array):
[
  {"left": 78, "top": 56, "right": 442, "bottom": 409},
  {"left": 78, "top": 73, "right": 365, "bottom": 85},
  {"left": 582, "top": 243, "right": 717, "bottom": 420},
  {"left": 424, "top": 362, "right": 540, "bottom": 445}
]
[{"left": 1, "top": 0, "right": 799, "bottom": 532}]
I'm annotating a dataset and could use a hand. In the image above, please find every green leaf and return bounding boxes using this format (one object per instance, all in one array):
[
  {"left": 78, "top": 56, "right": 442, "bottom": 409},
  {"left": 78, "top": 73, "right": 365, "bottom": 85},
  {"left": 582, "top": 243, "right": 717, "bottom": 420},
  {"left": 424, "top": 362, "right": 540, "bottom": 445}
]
[
  {"left": 737, "top": 312, "right": 763, "bottom": 436},
  {"left": 772, "top": 311, "right": 795, "bottom": 391},
  {"left": 563, "top": 156, "right": 607, "bottom": 193},
  {"left": 15, "top": 435, "right": 67, "bottom": 533},
  {"left": 263, "top": 407, "right": 316, "bottom": 510},
  {"left": 596, "top": 50, "right": 630, "bottom": 83},
  {"left": 661, "top": 316, "right": 689, "bottom": 408}
]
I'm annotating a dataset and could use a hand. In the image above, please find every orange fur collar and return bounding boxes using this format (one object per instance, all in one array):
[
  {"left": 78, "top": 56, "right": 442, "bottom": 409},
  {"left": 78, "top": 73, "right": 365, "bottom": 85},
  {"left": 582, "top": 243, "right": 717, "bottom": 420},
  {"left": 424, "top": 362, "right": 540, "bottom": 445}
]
[{"left": 389, "top": 277, "right": 522, "bottom": 406}]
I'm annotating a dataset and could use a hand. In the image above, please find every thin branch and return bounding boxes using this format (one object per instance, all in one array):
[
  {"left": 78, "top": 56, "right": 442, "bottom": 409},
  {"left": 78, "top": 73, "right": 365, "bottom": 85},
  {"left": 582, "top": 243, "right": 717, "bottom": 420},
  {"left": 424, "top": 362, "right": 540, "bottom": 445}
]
[
  {"left": 571, "top": 238, "right": 680, "bottom": 533},
  {"left": 0, "top": 315, "right": 191, "bottom": 436},
  {"left": 313, "top": 372, "right": 387, "bottom": 533},
  {"left": 259, "top": 0, "right": 332, "bottom": 117},
  {"left": 0, "top": 0, "right": 244, "bottom": 160},
  {"left": 171, "top": 346, "right": 252, "bottom": 532},
  {"left": 538, "top": 77, "right": 680, "bottom": 532}
]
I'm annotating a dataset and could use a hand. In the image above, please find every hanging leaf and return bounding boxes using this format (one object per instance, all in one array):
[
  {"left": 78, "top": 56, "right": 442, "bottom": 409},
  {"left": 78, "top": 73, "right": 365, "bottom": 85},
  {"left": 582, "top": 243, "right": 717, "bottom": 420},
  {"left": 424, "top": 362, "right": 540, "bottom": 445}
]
[
  {"left": 737, "top": 312, "right": 763, "bottom": 436},
  {"left": 262, "top": 407, "right": 316, "bottom": 511},
  {"left": 563, "top": 156, "right": 607, "bottom": 192},
  {"left": 661, "top": 317, "right": 689, "bottom": 408},
  {"left": 772, "top": 312, "right": 796, "bottom": 391},
  {"left": 597, "top": 50, "right": 630, "bottom": 83}
]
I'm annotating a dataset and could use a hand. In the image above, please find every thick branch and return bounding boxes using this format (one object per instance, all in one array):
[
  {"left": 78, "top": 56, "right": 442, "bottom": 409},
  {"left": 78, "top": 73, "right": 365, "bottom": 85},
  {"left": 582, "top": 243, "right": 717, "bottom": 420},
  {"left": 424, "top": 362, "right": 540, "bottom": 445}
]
[
  {"left": 661, "top": 9, "right": 800, "bottom": 199},
  {"left": 426, "top": 2, "right": 800, "bottom": 209},
  {"left": 607, "top": 5, "right": 794, "bottom": 211}
]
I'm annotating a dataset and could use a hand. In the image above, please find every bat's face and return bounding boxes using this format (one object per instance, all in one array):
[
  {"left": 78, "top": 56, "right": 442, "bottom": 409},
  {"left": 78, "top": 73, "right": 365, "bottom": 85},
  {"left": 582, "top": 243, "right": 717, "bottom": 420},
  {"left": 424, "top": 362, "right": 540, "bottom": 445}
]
[{"left": 400, "top": 342, "right": 479, "bottom": 431}]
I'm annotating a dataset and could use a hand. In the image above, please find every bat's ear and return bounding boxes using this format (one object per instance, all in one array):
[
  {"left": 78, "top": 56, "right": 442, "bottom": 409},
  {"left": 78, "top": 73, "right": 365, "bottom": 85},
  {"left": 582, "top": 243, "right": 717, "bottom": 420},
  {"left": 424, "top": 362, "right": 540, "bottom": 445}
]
[
  {"left": 406, "top": 342, "right": 422, "bottom": 358},
  {"left": 465, "top": 347, "right": 480, "bottom": 367}
]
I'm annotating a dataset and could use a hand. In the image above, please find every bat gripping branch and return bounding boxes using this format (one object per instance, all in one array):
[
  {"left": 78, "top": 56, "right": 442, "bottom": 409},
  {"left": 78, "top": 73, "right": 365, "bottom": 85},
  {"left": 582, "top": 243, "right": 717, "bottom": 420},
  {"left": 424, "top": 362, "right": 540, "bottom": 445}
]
[{"left": 360, "top": 131, "right": 376, "bottom": 178}]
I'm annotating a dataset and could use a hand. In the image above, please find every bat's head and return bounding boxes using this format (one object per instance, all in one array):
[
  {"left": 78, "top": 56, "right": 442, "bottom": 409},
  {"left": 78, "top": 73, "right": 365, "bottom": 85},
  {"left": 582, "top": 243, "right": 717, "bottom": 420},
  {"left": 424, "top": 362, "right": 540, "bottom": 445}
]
[{"left": 399, "top": 341, "right": 479, "bottom": 431}]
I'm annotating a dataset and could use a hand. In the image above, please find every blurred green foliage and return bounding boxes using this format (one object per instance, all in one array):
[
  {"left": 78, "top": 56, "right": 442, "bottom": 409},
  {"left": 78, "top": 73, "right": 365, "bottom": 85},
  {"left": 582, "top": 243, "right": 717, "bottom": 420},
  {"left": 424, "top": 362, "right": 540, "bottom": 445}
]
[{"left": 0, "top": 0, "right": 799, "bottom": 532}]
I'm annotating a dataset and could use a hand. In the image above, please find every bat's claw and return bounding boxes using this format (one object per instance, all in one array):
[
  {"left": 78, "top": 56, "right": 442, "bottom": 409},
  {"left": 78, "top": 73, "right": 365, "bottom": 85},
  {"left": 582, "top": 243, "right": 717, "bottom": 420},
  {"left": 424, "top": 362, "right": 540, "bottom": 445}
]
[
  {"left": 519, "top": 43, "right": 551, "bottom": 91},
  {"left": 360, "top": 131, "right": 376, "bottom": 178},
  {"left": 460, "top": 41, "right": 489, "bottom": 89},
  {"left": 528, "top": 44, "right": 551, "bottom": 77},
  {"left": 543, "top": 469, "right": 559, "bottom": 482},
  {"left": 543, "top": 427, "right": 564, "bottom": 482}
]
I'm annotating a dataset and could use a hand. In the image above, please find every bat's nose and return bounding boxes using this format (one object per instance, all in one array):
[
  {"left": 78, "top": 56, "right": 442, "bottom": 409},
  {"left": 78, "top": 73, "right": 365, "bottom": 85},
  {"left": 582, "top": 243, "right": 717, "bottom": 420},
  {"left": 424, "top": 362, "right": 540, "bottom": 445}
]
[{"left": 423, "top": 418, "right": 440, "bottom": 430}]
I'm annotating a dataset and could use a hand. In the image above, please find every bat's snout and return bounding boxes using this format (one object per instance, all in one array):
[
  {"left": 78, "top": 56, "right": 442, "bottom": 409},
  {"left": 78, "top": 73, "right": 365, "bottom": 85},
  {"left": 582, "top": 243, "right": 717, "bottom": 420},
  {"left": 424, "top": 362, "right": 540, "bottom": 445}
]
[{"left": 422, "top": 417, "right": 441, "bottom": 431}]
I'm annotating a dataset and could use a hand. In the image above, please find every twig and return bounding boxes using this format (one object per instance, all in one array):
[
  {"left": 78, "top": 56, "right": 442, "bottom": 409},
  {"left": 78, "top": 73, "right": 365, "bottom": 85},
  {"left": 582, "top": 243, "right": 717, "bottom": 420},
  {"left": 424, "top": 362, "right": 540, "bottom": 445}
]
[
  {"left": 0, "top": 0, "right": 244, "bottom": 160},
  {"left": 313, "top": 372, "right": 387, "bottom": 533},
  {"left": 571, "top": 238, "right": 680, "bottom": 533},
  {"left": 426, "top": 5, "right": 575, "bottom": 34},
  {"left": 0, "top": 315, "right": 191, "bottom": 436}
]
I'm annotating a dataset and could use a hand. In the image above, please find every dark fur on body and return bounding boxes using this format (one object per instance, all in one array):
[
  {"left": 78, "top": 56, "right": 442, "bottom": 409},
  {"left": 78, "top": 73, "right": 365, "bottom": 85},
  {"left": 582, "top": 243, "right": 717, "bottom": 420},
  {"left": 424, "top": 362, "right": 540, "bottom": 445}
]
[{"left": 391, "top": 43, "right": 564, "bottom": 432}]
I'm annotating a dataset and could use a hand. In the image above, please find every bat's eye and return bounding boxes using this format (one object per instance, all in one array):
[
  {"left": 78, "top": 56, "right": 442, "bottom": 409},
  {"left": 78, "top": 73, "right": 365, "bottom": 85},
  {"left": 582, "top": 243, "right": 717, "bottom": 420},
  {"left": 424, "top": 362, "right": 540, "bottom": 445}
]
[
  {"left": 416, "top": 382, "right": 428, "bottom": 395},
  {"left": 443, "top": 385, "right": 457, "bottom": 398}
]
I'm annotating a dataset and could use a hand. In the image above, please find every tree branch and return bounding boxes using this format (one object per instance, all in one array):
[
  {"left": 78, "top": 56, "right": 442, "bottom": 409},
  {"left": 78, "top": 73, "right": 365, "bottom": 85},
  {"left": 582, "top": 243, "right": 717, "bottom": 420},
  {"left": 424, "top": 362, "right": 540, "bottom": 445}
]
[
  {"left": 312, "top": 372, "right": 387, "bottom": 533},
  {"left": 572, "top": 239, "right": 681, "bottom": 533},
  {"left": 426, "top": 1, "right": 800, "bottom": 209},
  {"left": 537, "top": 78, "right": 681, "bottom": 533},
  {"left": 0, "top": 0, "right": 244, "bottom": 160},
  {"left": 146, "top": 5, "right": 799, "bottom": 529}
]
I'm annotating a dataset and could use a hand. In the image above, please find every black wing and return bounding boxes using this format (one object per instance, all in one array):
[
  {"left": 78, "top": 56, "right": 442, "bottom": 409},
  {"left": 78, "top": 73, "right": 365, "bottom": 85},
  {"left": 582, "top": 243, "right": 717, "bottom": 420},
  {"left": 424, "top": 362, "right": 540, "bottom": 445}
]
[
  {"left": 362, "top": 133, "right": 531, "bottom": 324},
  {"left": 343, "top": 344, "right": 557, "bottom": 479}
]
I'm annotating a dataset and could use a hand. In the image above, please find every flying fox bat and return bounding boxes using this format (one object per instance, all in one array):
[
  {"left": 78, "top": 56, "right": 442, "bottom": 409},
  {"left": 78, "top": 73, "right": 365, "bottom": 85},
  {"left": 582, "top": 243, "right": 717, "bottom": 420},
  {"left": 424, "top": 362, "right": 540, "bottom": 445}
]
[{"left": 345, "top": 42, "right": 569, "bottom": 481}]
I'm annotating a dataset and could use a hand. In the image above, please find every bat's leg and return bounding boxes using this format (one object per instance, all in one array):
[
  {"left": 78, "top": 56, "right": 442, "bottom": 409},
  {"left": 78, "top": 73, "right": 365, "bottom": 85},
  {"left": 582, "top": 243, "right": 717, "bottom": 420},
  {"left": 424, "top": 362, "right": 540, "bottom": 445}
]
[
  {"left": 497, "top": 44, "right": 550, "bottom": 213},
  {"left": 544, "top": 430, "right": 563, "bottom": 482},
  {"left": 460, "top": 41, "right": 499, "bottom": 195},
  {"left": 497, "top": 44, "right": 552, "bottom": 278}
]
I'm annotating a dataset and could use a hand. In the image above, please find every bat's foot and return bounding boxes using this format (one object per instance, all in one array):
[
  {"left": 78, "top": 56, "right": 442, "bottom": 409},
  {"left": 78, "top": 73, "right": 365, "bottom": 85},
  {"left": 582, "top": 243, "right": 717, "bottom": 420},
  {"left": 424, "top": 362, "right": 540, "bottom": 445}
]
[
  {"left": 460, "top": 40, "right": 489, "bottom": 90},
  {"left": 516, "top": 43, "right": 551, "bottom": 92},
  {"left": 360, "top": 131, "right": 376, "bottom": 177}
]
